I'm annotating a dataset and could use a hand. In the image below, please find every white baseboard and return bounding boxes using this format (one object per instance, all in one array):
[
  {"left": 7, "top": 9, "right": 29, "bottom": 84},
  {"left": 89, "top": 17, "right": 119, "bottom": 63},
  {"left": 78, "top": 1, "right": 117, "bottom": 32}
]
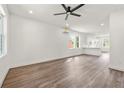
[
  {"left": 10, "top": 53, "right": 84, "bottom": 69},
  {"left": 109, "top": 65, "right": 124, "bottom": 72},
  {"left": 0, "top": 68, "right": 9, "bottom": 88}
]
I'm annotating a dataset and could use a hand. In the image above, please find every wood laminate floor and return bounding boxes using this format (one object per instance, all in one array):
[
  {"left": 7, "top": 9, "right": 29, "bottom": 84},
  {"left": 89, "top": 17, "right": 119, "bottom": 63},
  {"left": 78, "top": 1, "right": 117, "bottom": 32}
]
[{"left": 2, "top": 53, "right": 124, "bottom": 88}]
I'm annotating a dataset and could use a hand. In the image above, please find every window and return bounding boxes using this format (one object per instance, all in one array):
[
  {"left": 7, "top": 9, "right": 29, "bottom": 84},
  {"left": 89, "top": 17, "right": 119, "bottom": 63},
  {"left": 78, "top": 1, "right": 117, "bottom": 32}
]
[
  {"left": 0, "top": 7, "right": 6, "bottom": 57},
  {"left": 86, "top": 35, "right": 110, "bottom": 49},
  {"left": 0, "top": 14, "right": 3, "bottom": 56},
  {"left": 68, "top": 33, "right": 80, "bottom": 49},
  {"left": 101, "top": 38, "right": 110, "bottom": 49},
  {"left": 87, "top": 38, "right": 100, "bottom": 48},
  {"left": 75, "top": 36, "right": 79, "bottom": 48}
]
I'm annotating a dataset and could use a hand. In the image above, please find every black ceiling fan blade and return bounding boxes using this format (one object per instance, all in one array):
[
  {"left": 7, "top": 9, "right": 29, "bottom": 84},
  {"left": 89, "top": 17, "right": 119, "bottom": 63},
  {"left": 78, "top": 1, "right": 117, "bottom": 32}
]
[
  {"left": 65, "top": 14, "right": 69, "bottom": 20},
  {"left": 71, "top": 4, "right": 85, "bottom": 12},
  {"left": 70, "top": 13, "right": 81, "bottom": 17},
  {"left": 61, "top": 4, "right": 67, "bottom": 11},
  {"left": 54, "top": 12, "right": 66, "bottom": 15}
]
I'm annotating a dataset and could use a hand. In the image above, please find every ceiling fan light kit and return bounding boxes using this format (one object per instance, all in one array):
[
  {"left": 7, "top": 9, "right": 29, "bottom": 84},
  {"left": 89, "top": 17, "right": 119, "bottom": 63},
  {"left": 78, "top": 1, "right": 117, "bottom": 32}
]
[
  {"left": 63, "top": 21, "right": 69, "bottom": 33},
  {"left": 63, "top": 26, "right": 69, "bottom": 33}
]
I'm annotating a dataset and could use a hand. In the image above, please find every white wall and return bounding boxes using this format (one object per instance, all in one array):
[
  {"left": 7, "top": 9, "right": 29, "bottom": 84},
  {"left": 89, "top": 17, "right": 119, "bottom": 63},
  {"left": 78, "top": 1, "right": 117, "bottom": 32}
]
[
  {"left": 8, "top": 14, "right": 85, "bottom": 68},
  {"left": 110, "top": 10, "right": 124, "bottom": 71}
]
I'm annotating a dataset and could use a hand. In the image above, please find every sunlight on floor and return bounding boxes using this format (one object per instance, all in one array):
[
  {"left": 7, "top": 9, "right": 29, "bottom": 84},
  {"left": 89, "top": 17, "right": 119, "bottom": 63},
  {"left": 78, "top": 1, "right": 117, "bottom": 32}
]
[{"left": 100, "top": 53, "right": 110, "bottom": 63}]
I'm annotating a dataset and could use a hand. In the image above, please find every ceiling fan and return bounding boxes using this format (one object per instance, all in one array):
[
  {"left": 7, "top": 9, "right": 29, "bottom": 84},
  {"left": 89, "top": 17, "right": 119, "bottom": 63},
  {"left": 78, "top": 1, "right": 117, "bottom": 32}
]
[{"left": 54, "top": 4, "right": 85, "bottom": 20}]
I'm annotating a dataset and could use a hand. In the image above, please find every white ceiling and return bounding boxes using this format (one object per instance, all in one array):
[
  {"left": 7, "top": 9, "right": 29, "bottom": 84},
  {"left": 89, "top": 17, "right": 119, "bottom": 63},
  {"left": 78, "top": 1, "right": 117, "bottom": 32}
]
[{"left": 7, "top": 4, "right": 124, "bottom": 33}]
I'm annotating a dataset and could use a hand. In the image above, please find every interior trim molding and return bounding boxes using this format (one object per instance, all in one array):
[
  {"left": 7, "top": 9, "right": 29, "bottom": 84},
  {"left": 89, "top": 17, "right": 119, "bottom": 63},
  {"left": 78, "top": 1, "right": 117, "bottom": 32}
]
[
  {"left": 10, "top": 53, "right": 84, "bottom": 70},
  {"left": 109, "top": 65, "right": 124, "bottom": 72},
  {"left": 0, "top": 68, "right": 9, "bottom": 88}
]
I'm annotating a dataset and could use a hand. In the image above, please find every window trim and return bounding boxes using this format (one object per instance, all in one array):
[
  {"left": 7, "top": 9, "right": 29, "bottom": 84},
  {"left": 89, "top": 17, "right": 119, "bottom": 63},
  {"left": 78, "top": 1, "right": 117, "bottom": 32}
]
[{"left": 0, "top": 5, "right": 7, "bottom": 58}]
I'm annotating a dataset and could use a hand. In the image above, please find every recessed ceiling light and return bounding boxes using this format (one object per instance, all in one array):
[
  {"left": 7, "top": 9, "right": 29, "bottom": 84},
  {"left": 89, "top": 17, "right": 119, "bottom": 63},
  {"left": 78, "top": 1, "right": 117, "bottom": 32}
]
[
  {"left": 29, "top": 10, "right": 33, "bottom": 14},
  {"left": 100, "top": 23, "right": 104, "bottom": 26}
]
